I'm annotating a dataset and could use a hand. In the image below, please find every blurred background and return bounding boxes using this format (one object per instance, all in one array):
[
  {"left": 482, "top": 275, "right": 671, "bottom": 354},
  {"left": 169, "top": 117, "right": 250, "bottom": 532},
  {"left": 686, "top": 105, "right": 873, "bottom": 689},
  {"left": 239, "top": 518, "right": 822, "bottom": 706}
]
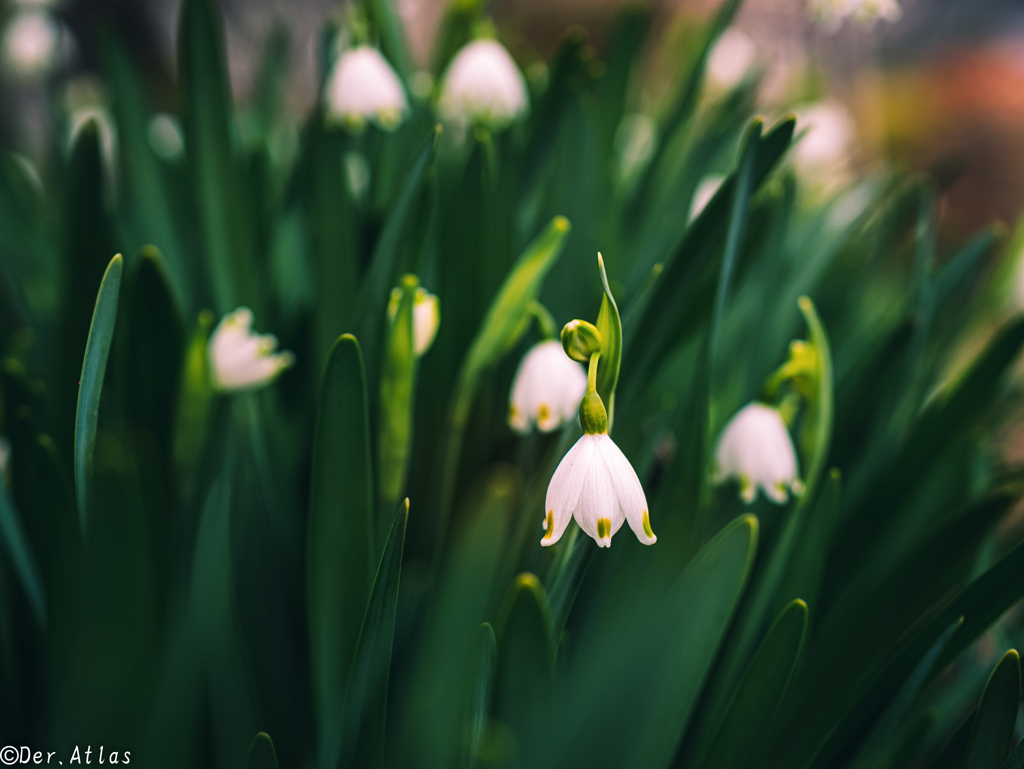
[{"left": 3, "top": 0, "right": 1024, "bottom": 244}]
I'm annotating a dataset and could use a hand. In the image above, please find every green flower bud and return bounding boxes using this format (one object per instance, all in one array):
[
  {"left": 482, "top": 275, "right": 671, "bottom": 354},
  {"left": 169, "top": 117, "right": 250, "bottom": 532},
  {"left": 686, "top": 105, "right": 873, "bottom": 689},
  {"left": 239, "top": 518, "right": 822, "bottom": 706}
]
[
  {"left": 579, "top": 390, "right": 609, "bottom": 435},
  {"left": 561, "top": 319, "right": 602, "bottom": 363}
]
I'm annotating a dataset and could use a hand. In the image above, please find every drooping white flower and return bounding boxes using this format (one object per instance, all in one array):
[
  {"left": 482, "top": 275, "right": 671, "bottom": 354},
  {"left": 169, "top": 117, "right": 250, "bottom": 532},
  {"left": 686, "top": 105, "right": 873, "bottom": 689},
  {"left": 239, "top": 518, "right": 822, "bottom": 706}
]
[
  {"left": 324, "top": 46, "right": 408, "bottom": 132},
  {"left": 543, "top": 432, "right": 656, "bottom": 548},
  {"left": 713, "top": 402, "right": 804, "bottom": 504},
  {"left": 387, "top": 284, "right": 440, "bottom": 357},
  {"left": 438, "top": 39, "right": 529, "bottom": 131},
  {"left": 689, "top": 174, "right": 725, "bottom": 222},
  {"left": 208, "top": 308, "right": 295, "bottom": 392},
  {"left": 508, "top": 340, "right": 587, "bottom": 434},
  {"left": 706, "top": 27, "right": 757, "bottom": 91},
  {"left": 2, "top": 9, "right": 59, "bottom": 79},
  {"left": 148, "top": 113, "right": 185, "bottom": 161}
]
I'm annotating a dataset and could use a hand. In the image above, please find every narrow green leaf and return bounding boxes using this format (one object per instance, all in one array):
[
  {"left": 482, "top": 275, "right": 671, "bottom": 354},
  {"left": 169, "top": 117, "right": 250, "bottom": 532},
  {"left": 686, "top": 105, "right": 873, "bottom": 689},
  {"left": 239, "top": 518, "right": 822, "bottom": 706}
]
[
  {"left": 797, "top": 296, "right": 833, "bottom": 504},
  {"left": 399, "top": 469, "right": 515, "bottom": 769},
  {"left": 246, "top": 733, "right": 279, "bottom": 769},
  {"left": 495, "top": 574, "right": 554, "bottom": 757},
  {"left": 179, "top": 0, "right": 253, "bottom": 312},
  {"left": 339, "top": 499, "right": 409, "bottom": 769},
  {"left": 596, "top": 254, "right": 622, "bottom": 429},
  {"left": 172, "top": 310, "right": 215, "bottom": 504},
  {"left": 462, "top": 623, "right": 497, "bottom": 769},
  {"left": 709, "top": 118, "right": 761, "bottom": 360},
  {"left": 541, "top": 514, "right": 759, "bottom": 769},
  {"left": 307, "top": 334, "right": 374, "bottom": 765},
  {"left": 74, "top": 253, "right": 123, "bottom": 537},
  {"left": 966, "top": 650, "right": 1020, "bottom": 769},
  {"left": 99, "top": 29, "right": 190, "bottom": 309},
  {"left": 546, "top": 530, "right": 596, "bottom": 638},
  {"left": 775, "top": 468, "right": 841, "bottom": 616},
  {"left": 378, "top": 275, "right": 418, "bottom": 524},
  {"left": 0, "top": 456, "right": 45, "bottom": 626},
  {"left": 355, "top": 131, "right": 437, "bottom": 376},
  {"left": 626, "top": 0, "right": 746, "bottom": 218},
  {"left": 365, "top": 0, "right": 411, "bottom": 78},
  {"left": 698, "top": 600, "right": 808, "bottom": 769},
  {"left": 436, "top": 217, "right": 571, "bottom": 556}
]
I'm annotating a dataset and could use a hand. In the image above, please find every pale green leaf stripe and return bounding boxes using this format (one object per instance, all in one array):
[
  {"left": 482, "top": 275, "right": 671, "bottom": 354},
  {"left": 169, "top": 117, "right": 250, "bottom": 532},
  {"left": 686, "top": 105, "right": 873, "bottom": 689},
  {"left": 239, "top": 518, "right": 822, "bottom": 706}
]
[
  {"left": 74, "top": 253, "right": 123, "bottom": 537},
  {"left": 245, "top": 732, "right": 279, "bottom": 769},
  {"left": 798, "top": 296, "right": 833, "bottom": 505},
  {"left": 339, "top": 499, "right": 409, "bottom": 769},
  {"left": 0, "top": 469, "right": 45, "bottom": 626},
  {"left": 307, "top": 334, "right": 374, "bottom": 768}
]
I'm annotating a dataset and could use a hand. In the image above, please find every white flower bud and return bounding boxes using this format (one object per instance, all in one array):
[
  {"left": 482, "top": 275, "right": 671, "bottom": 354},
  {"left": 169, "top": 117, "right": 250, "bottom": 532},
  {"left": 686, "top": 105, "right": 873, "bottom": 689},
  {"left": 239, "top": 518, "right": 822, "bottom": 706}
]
[
  {"left": 412, "top": 287, "right": 439, "bottom": 356},
  {"left": 438, "top": 39, "right": 529, "bottom": 132},
  {"left": 713, "top": 402, "right": 804, "bottom": 504},
  {"left": 208, "top": 308, "right": 295, "bottom": 392},
  {"left": 508, "top": 340, "right": 587, "bottom": 435},
  {"left": 324, "top": 46, "right": 408, "bottom": 132}
]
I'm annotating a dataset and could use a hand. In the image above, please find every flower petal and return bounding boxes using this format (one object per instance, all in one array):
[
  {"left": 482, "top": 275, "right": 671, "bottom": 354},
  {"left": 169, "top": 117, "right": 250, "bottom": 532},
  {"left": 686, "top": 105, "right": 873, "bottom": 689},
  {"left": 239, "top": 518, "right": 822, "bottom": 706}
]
[
  {"left": 602, "top": 436, "right": 655, "bottom": 545},
  {"left": 573, "top": 435, "right": 624, "bottom": 547},
  {"left": 542, "top": 435, "right": 594, "bottom": 546}
]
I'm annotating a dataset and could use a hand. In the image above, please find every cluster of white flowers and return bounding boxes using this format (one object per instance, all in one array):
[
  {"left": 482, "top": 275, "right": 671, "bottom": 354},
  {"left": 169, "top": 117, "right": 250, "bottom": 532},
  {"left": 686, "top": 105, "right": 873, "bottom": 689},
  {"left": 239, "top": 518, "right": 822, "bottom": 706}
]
[
  {"left": 808, "top": 0, "right": 902, "bottom": 32},
  {"left": 712, "top": 402, "right": 804, "bottom": 504},
  {"left": 323, "top": 36, "right": 529, "bottom": 140},
  {"left": 1, "top": 0, "right": 65, "bottom": 80},
  {"left": 208, "top": 308, "right": 295, "bottom": 392}
]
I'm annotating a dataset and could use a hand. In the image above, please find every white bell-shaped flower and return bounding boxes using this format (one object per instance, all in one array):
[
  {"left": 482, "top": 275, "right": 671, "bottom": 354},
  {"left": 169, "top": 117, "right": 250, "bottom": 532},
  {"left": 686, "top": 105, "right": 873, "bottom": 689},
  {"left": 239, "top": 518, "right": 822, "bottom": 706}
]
[
  {"left": 2, "top": 9, "right": 60, "bottom": 79},
  {"left": 791, "top": 101, "right": 856, "bottom": 195},
  {"left": 324, "top": 46, "right": 408, "bottom": 132},
  {"left": 387, "top": 284, "right": 440, "bottom": 357},
  {"left": 713, "top": 402, "right": 804, "bottom": 504},
  {"left": 438, "top": 39, "right": 529, "bottom": 131},
  {"left": 208, "top": 308, "right": 295, "bottom": 392},
  {"left": 543, "top": 432, "right": 656, "bottom": 548},
  {"left": 508, "top": 340, "right": 587, "bottom": 434},
  {"left": 412, "top": 288, "right": 439, "bottom": 356}
]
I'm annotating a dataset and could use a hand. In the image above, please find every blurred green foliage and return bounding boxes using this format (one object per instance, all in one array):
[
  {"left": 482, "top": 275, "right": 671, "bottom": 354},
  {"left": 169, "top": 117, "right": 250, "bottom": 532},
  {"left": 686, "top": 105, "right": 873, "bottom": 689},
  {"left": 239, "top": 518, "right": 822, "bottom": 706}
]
[{"left": 1, "top": 0, "right": 1024, "bottom": 767}]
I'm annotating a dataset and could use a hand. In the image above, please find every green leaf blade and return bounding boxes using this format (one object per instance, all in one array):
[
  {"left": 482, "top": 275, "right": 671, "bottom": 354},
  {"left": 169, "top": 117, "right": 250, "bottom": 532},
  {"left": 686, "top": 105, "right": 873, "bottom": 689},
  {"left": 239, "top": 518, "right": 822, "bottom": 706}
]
[
  {"left": 74, "top": 253, "right": 123, "bottom": 537},
  {"left": 967, "top": 650, "right": 1021, "bottom": 769},
  {"left": 307, "top": 334, "right": 375, "bottom": 764}
]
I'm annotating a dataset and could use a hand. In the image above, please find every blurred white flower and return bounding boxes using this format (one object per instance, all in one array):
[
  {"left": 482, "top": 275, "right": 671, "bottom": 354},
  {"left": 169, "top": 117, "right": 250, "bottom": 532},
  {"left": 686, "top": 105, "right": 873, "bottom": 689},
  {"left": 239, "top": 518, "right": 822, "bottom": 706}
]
[
  {"left": 209, "top": 308, "right": 295, "bottom": 392},
  {"left": 508, "top": 340, "right": 587, "bottom": 434},
  {"left": 808, "top": 0, "right": 901, "bottom": 32},
  {"left": 713, "top": 402, "right": 804, "bottom": 504},
  {"left": 148, "top": 113, "right": 185, "bottom": 161},
  {"left": 324, "top": 46, "right": 408, "bottom": 132},
  {"left": 2, "top": 9, "right": 59, "bottom": 79},
  {"left": 412, "top": 287, "right": 439, "bottom": 356},
  {"left": 792, "top": 101, "right": 856, "bottom": 195},
  {"left": 707, "top": 28, "right": 757, "bottom": 91},
  {"left": 387, "top": 284, "right": 440, "bottom": 357},
  {"left": 543, "top": 432, "right": 656, "bottom": 548},
  {"left": 689, "top": 174, "right": 725, "bottom": 222},
  {"left": 438, "top": 39, "right": 528, "bottom": 131}
]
